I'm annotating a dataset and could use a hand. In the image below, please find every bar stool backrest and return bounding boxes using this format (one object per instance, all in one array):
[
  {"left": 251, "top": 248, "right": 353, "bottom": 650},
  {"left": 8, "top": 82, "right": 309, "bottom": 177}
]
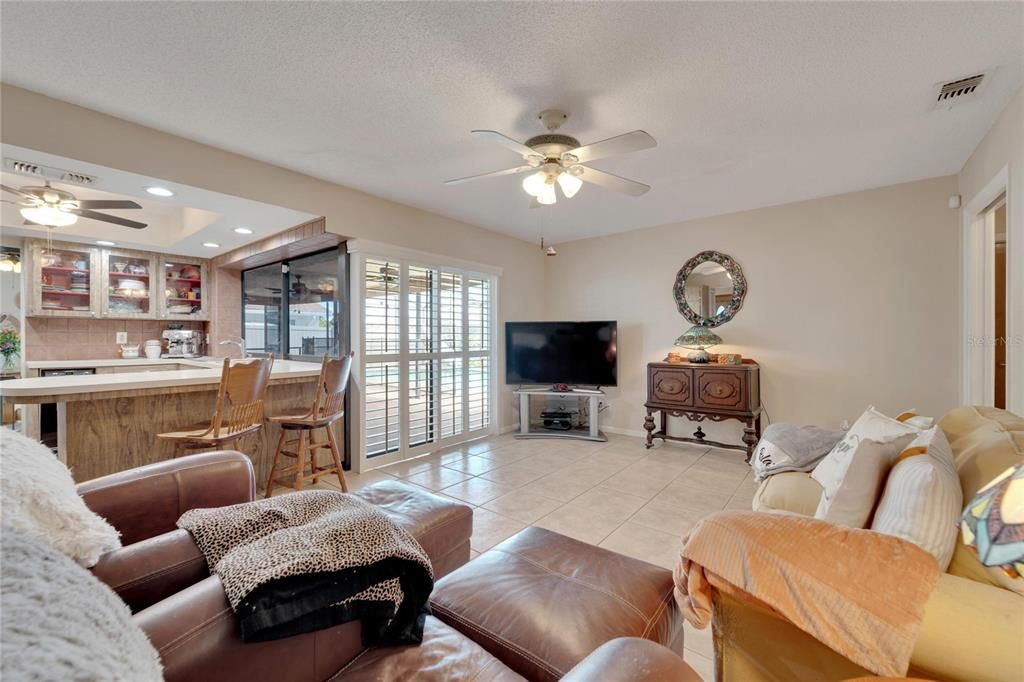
[
  {"left": 313, "top": 351, "right": 353, "bottom": 420},
  {"left": 212, "top": 355, "right": 275, "bottom": 436}
]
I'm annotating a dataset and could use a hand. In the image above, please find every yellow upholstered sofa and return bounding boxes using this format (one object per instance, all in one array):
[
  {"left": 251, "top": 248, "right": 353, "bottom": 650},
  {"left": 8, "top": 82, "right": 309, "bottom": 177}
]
[{"left": 712, "top": 406, "right": 1024, "bottom": 682}]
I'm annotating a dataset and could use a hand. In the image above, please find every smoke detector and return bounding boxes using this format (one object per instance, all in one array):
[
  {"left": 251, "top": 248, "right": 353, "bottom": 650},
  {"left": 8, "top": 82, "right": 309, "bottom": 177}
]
[
  {"left": 932, "top": 73, "right": 989, "bottom": 110},
  {"left": 3, "top": 158, "right": 98, "bottom": 186}
]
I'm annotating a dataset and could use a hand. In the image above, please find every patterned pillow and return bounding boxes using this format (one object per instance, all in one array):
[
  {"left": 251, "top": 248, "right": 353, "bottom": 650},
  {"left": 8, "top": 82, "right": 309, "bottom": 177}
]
[
  {"left": 812, "top": 406, "right": 920, "bottom": 528},
  {"left": 961, "top": 462, "right": 1024, "bottom": 586},
  {"left": 872, "top": 427, "right": 962, "bottom": 570}
]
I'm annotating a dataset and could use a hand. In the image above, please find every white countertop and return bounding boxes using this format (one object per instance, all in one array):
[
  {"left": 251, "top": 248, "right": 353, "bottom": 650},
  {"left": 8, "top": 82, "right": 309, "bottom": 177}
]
[
  {"left": 26, "top": 358, "right": 221, "bottom": 370},
  {"left": 1, "top": 359, "right": 322, "bottom": 399}
]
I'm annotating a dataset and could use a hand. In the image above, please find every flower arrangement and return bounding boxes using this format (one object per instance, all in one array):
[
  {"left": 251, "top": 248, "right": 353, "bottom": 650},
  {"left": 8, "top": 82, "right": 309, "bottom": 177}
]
[{"left": 0, "top": 327, "right": 21, "bottom": 369}]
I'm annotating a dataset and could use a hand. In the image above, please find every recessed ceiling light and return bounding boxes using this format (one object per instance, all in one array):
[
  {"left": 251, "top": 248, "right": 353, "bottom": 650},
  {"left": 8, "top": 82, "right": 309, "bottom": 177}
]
[
  {"left": 202, "top": 242, "right": 221, "bottom": 248},
  {"left": 233, "top": 227, "right": 254, "bottom": 235},
  {"left": 95, "top": 240, "right": 116, "bottom": 246},
  {"left": 145, "top": 186, "right": 174, "bottom": 197}
]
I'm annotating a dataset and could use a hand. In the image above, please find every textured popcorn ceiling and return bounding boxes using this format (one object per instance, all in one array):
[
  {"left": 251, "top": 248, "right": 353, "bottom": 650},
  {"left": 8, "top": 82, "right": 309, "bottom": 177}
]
[{"left": 2, "top": 2, "right": 1021, "bottom": 243}]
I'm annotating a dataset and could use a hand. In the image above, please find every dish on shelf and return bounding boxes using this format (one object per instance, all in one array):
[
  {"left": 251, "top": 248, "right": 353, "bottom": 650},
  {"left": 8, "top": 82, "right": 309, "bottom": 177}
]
[
  {"left": 109, "top": 299, "right": 144, "bottom": 313},
  {"left": 116, "top": 278, "right": 146, "bottom": 289},
  {"left": 168, "top": 304, "right": 195, "bottom": 314},
  {"left": 113, "top": 288, "right": 149, "bottom": 299}
]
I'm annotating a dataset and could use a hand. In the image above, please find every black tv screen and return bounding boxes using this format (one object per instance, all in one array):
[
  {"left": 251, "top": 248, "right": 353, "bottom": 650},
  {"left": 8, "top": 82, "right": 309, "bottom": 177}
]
[{"left": 505, "top": 321, "right": 617, "bottom": 386}]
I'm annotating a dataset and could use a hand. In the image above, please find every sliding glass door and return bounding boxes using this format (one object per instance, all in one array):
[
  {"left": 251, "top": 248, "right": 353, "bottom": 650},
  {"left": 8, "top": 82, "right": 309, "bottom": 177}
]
[
  {"left": 354, "top": 247, "right": 496, "bottom": 467},
  {"left": 242, "top": 248, "right": 347, "bottom": 361}
]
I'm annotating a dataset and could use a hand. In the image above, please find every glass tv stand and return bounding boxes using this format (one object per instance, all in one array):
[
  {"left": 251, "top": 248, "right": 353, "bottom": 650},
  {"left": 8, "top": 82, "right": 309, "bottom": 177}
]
[{"left": 513, "top": 387, "right": 607, "bottom": 442}]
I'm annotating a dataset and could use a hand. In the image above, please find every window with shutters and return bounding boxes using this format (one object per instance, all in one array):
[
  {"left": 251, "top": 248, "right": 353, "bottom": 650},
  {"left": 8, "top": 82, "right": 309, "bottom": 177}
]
[{"left": 355, "top": 247, "right": 496, "bottom": 465}]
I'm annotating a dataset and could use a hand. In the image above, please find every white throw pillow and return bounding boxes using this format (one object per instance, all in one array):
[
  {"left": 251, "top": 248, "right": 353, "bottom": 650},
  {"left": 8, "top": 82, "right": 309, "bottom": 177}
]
[
  {"left": 811, "top": 407, "right": 920, "bottom": 528},
  {"left": 0, "top": 428, "right": 121, "bottom": 566},
  {"left": 871, "top": 427, "right": 962, "bottom": 570}
]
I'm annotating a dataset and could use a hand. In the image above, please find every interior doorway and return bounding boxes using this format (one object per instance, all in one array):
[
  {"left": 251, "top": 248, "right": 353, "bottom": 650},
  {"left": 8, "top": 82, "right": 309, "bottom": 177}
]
[
  {"left": 962, "top": 172, "right": 1010, "bottom": 410},
  {"left": 994, "top": 200, "right": 1007, "bottom": 408}
]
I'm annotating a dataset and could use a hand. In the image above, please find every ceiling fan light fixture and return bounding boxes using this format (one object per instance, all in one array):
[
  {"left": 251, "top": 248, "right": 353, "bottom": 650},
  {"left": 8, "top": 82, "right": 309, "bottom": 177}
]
[
  {"left": 20, "top": 205, "right": 78, "bottom": 227},
  {"left": 522, "top": 171, "right": 547, "bottom": 197},
  {"left": 537, "top": 182, "right": 557, "bottom": 205},
  {"left": 557, "top": 172, "right": 583, "bottom": 199}
]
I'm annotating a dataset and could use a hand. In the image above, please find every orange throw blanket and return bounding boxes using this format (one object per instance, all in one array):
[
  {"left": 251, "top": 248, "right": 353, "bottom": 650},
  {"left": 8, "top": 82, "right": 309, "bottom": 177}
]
[{"left": 674, "top": 511, "right": 941, "bottom": 677}]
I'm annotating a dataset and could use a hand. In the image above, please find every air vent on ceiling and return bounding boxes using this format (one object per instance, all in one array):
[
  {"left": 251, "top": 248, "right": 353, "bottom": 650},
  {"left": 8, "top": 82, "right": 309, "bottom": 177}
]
[
  {"left": 3, "top": 158, "right": 98, "bottom": 185},
  {"left": 933, "top": 73, "right": 987, "bottom": 110}
]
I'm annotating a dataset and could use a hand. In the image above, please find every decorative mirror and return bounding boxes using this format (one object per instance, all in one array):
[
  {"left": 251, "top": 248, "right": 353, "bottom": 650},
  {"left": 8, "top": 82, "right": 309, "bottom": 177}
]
[{"left": 673, "top": 251, "right": 747, "bottom": 327}]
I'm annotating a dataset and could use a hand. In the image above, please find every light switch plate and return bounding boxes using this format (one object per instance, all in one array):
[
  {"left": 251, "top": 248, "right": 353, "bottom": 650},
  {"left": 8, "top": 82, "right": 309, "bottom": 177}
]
[{"left": 116, "top": 331, "right": 128, "bottom": 344}]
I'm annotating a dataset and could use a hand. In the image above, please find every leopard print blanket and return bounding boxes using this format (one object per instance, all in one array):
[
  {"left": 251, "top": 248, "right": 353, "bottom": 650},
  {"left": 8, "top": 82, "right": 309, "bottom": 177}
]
[{"left": 178, "top": 490, "right": 433, "bottom": 644}]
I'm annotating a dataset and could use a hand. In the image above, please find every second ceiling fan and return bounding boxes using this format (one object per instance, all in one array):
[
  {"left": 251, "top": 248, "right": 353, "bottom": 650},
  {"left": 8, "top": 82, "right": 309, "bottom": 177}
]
[
  {"left": 445, "top": 109, "right": 656, "bottom": 205},
  {"left": 1, "top": 182, "right": 146, "bottom": 229}
]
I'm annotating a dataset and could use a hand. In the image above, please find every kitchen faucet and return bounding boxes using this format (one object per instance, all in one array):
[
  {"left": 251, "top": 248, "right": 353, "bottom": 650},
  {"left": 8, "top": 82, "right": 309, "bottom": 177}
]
[{"left": 219, "top": 337, "right": 247, "bottom": 358}]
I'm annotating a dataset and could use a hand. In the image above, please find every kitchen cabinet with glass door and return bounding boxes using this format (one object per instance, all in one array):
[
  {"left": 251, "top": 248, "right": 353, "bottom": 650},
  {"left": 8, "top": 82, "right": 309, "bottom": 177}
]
[
  {"left": 27, "top": 239, "right": 100, "bottom": 318},
  {"left": 100, "top": 248, "right": 158, "bottom": 319},
  {"left": 159, "top": 255, "right": 210, "bottom": 321}
]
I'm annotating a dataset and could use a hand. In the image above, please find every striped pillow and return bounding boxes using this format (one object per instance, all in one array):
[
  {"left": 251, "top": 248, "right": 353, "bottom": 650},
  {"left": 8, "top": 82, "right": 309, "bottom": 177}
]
[{"left": 871, "top": 427, "right": 962, "bottom": 570}]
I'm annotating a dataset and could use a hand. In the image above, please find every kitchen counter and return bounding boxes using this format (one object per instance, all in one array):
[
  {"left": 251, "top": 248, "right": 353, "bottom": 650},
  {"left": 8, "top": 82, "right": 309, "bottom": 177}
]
[
  {"left": 1, "top": 357, "right": 335, "bottom": 484},
  {"left": 25, "top": 358, "right": 221, "bottom": 370},
  {"left": 3, "top": 359, "right": 322, "bottom": 402}
]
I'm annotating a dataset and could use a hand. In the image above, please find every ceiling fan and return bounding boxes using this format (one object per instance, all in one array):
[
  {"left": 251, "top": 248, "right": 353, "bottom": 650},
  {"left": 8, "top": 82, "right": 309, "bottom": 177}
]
[
  {"left": 445, "top": 109, "right": 656, "bottom": 205},
  {"left": 1, "top": 182, "right": 147, "bottom": 229}
]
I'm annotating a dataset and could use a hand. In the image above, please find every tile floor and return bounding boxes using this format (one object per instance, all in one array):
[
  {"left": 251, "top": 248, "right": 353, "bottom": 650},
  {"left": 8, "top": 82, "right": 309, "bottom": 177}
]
[{"left": 277, "top": 432, "right": 756, "bottom": 680}]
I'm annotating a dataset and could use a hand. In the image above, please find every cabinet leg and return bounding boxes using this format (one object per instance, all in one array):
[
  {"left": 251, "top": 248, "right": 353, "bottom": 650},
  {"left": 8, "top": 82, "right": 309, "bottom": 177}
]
[
  {"left": 643, "top": 411, "right": 656, "bottom": 449},
  {"left": 742, "top": 420, "right": 759, "bottom": 463}
]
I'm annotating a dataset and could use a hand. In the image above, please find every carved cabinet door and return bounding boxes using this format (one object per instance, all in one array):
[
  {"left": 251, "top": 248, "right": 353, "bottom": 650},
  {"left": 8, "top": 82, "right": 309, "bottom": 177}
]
[
  {"left": 694, "top": 369, "right": 745, "bottom": 409},
  {"left": 650, "top": 367, "right": 693, "bottom": 406}
]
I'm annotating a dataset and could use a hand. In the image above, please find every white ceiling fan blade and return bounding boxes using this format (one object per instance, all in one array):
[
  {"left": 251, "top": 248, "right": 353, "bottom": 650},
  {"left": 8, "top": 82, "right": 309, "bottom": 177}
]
[
  {"left": 444, "top": 165, "right": 533, "bottom": 185},
  {"left": 471, "top": 130, "right": 543, "bottom": 160},
  {"left": 577, "top": 166, "right": 650, "bottom": 196},
  {"left": 565, "top": 130, "right": 656, "bottom": 164}
]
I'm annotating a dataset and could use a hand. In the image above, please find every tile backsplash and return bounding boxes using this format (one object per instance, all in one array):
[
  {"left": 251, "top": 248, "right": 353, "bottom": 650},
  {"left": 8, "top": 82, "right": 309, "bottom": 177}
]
[{"left": 27, "top": 318, "right": 207, "bottom": 361}]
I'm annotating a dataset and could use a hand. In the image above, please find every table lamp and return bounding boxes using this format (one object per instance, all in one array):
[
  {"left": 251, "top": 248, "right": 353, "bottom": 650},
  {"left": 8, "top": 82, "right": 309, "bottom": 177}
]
[{"left": 674, "top": 325, "right": 722, "bottom": 363}]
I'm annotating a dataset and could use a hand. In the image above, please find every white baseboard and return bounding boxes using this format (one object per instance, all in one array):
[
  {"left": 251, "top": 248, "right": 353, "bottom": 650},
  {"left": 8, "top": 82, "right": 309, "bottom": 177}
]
[{"left": 602, "top": 425, "right": 648, "bottom": 438}]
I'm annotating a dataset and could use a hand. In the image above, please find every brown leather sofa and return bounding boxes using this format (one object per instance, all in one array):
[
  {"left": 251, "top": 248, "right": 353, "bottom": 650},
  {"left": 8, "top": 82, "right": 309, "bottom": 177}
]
[{"left": 79, "top": 451, "right": 698, "bottom": 681}]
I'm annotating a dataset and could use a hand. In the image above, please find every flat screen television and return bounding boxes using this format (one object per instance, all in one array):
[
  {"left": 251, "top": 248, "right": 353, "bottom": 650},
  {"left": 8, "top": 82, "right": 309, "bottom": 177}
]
[{"left": 505, "top": 321, "right": 617, "bottom": 386}]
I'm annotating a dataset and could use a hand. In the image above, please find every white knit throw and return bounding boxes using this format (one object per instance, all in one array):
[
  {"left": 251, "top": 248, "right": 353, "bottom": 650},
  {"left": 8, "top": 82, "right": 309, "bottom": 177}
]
[
  {"left": 0, "top": 530, "right": 163, "bottom": 681},
  {"left": 0, "top": 428, "right": 121, "bottom": 567}
]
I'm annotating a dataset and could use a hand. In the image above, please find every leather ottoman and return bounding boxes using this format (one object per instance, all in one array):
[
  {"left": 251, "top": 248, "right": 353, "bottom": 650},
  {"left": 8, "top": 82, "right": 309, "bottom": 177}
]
[
  {"left": 353, "top": 480, "right": 473, "bottom": 579},
  {"left": 429, "top": 527, "right": 684, "bottom": 682}
]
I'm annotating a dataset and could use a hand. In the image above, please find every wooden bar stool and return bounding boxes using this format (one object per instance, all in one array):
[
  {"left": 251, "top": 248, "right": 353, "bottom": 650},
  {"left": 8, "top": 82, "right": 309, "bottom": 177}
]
[
  {"left": 265, "top": 352, "right": 352, "bottom": 497},
  {"left": 158, "top": 356, "right": 274, "bottom": 458}
]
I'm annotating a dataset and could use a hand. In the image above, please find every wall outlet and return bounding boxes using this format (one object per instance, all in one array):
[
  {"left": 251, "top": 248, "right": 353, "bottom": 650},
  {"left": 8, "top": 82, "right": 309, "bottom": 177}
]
[{"left": 116, "top": 331, "right": 128, "bottom": 344}]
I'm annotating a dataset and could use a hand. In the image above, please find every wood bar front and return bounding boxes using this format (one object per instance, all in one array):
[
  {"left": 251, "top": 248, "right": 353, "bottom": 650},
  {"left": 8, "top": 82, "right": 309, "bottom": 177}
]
[{"left": 60, "top": 377, "right": 339, "bottom": 484}]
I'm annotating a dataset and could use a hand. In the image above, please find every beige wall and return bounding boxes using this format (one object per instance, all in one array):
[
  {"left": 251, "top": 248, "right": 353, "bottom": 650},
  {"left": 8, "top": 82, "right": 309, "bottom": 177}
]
[
  {"left": 1, "top": 84, "right": 546, "bottom": 428},
  {"left": 544, "top": 176, "right": 961, "bottom": 439},
  {"left": 958, "top": 86, "right": 1023, "bottom": 414}
]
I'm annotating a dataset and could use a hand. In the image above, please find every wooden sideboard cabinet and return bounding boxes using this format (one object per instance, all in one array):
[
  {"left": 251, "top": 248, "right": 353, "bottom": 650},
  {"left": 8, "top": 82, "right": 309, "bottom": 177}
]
[{"left": 644, "top": 360, "right": 762, "bottom": 461}]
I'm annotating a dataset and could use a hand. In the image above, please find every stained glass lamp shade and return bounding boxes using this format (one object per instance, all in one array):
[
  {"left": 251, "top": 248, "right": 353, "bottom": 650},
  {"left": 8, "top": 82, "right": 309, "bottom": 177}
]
[
  {"left": 674, "top": 325, "right": 722, "bottom": 363},
  {"left": 961, "top": 462, "right": 1024, "bottom": 581}
]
